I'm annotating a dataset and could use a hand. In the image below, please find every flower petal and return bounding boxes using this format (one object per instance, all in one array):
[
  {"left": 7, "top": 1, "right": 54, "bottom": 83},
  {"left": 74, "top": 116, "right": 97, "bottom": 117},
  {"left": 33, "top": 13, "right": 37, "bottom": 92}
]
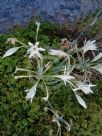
[
  {"left": 82, "top": 40, "right": 97, "bottom": 54},
  {"left": 38, "top": 48, "right": 46, "bottom": 51},
  {"left": 28, "top": 42, "right": 34, "bottom": 46},
  {"left": 35, "top": 42, "right": 39, "bottom": 47}
]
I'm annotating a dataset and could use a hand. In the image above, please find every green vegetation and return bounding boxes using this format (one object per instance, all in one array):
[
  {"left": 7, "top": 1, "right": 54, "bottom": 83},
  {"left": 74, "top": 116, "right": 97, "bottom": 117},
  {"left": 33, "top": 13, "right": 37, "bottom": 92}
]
[{"left": 0, "top": 17, "right": 102, "bottom": 136}]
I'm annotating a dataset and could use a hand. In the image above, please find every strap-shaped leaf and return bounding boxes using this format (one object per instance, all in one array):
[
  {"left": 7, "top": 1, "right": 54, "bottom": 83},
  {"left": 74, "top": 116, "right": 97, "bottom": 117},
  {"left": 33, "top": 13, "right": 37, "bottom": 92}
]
[
  {"left": 2, "top": 47, "right": 20, "bottom": 58},
  {"left": 93, "top": 64, "right": 102, "bottom": 74},
  {"left": 75, "top": 93, "right": 87, "bottom": 108},
  {"left": 92, "top": 53, "right": 102, "bottom": 62}
]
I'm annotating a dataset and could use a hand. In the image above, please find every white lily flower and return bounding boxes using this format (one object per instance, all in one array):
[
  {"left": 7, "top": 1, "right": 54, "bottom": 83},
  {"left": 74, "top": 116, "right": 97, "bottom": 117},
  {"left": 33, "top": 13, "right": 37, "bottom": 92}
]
[
  {"left": 81, "top": 40, "right": 97, "bottom": 54},
  {"left": 49, "top": 49, "right": 68, "bottom": 57},
  {"left": 54, "top": 66, "right": 75, "bottom": 85},
  {"left": 27, "top": 42, "right": 46, "bottom": 59},
  {"left": 6, "top": 38, "right": 18, "bottom": 45},
  {"left": 93, "top": 64, "right": 102, "bottom": 74},
  {"left": 92, "top": 53, "right": 102, "bottom": 62},
  {"left": 55, "top": 75, "right": 75, "bottom": 85},
  {"left": 25, "top": 83, "right": 37, "bottom": 103},
  {"left": 73, "top": 81, "right": 95, "bottom": 94}
]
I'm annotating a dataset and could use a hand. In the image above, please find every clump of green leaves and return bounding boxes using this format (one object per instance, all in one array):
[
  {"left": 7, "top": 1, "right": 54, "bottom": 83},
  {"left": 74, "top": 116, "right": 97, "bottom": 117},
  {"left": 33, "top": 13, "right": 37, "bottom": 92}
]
[
  {"left": 1, "top": 16, "right": 102, "bottom": 135},
  {"left": 1, "top": 10, "right": 102, "bottom": 135}
]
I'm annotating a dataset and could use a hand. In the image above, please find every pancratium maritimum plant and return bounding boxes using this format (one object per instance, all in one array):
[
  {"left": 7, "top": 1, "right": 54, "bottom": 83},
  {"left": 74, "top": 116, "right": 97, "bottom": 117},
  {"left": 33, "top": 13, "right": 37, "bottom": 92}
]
[{"left": 2, "top": 21, "right": 102, "bottom": 135}]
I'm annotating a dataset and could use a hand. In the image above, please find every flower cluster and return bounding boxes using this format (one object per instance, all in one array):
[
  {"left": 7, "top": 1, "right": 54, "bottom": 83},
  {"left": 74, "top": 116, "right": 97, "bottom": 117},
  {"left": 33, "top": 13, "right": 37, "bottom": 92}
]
[{"left": 2, "top": 21, "right": 102, "bottom": 135}]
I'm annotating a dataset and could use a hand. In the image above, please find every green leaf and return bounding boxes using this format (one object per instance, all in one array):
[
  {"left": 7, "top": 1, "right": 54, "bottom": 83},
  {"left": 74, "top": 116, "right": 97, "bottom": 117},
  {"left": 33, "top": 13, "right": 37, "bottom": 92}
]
[{"left": 2, "top": 47, "right": 20, "bottom": 58}]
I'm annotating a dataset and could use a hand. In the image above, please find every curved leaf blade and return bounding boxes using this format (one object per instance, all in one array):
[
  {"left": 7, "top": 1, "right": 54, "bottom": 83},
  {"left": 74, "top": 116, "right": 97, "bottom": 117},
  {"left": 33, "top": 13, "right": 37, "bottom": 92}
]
[
  {"left": 2, "top": 47, "right": 20, "bottom": 58},
  {"left": 75, "top": 93, "right": 87, "bottom": 109}
]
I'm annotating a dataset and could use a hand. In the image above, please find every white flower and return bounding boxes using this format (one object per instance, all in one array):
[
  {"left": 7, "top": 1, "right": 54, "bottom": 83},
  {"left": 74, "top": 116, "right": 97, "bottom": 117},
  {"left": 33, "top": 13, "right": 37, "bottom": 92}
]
[
  {"left": 73, "top": 81, "right": 95, "bottom": 94},
  {"left": 81, "top": 40, "right": 97, "bottom": 54},
  {"left": 73, "top": 81, "right": 95, "bottom": 108},
  {"left": 27, "top": 42, "right": 45, "bottom": 59},
  {"left": 93, "top": 64, "right": 102, "bottom": 74},
  {"left": 54, "top": 66, "right": 75, "bottom": 85},
  {"left": 92, "top": 53, "right": 102, "bottom": 62},
  {"left": 6, "top": 38, "right": 18, "bottom": 45},
  {"left": 49, "top": 49, "right": 68, "bottom": 57},
  {"left": 25, "top": 83, "right": 37, "bottom": 103},
  {"left": 55, "top": 75, "right": 75, "bottom": 85}
]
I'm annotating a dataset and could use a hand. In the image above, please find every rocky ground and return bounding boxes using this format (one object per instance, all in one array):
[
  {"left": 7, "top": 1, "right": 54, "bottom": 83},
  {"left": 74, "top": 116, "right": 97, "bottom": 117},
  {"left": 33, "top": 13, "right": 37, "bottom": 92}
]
[{"left": 0, "top": 0, "right": 102, "bottom": 32}]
